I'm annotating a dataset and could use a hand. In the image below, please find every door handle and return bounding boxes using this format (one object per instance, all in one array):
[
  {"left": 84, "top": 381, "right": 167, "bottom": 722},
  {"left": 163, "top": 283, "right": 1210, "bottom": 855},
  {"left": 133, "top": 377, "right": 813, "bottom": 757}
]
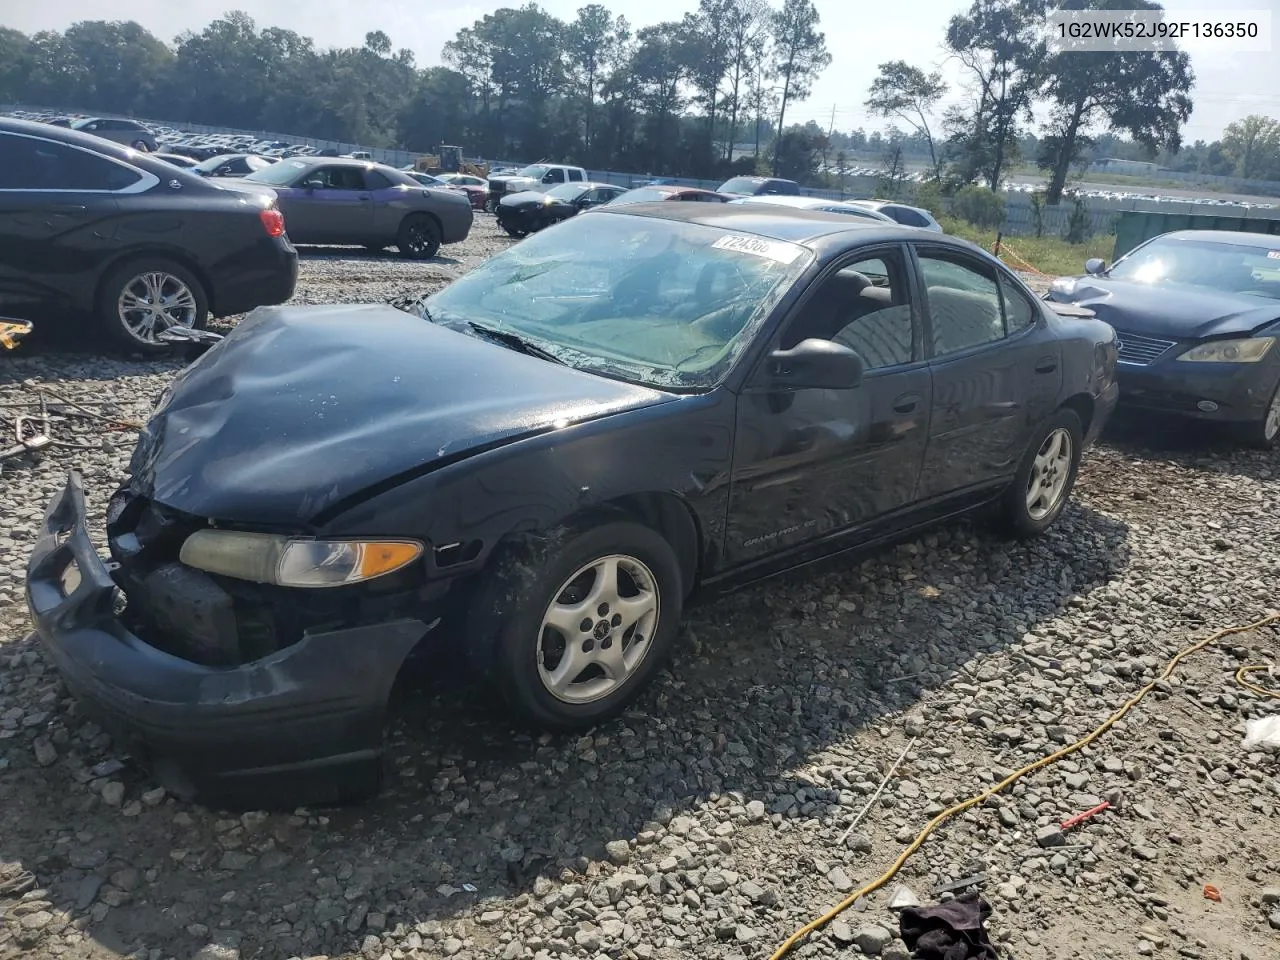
[
  {"left": 1034, "top": 356, "right": 1057, "bottom": 374},
  {"left": 46, "top": 204, "right": 87, "bottom": 214},
  {"left": 358, "top": 195, "right": 372, "bottom": 201},
  {"left": 892, "top": 393, "right": 920, "bottom": 414}
]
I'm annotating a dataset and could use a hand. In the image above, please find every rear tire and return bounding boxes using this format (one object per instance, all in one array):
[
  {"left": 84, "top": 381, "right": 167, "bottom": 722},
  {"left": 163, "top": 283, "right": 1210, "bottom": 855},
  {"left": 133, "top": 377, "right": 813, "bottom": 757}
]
[
  {"left": 96, "top": 259, "right": 208, "bottom": 354},
  {"left": 467, "top": 520, "right": 683, "bottom": 731},
  {"left": 397, "top": 214, "right": 441, "bottom": 260},
  {"left": 998, "top": 408, "right": 1083, "bottom": 538}
]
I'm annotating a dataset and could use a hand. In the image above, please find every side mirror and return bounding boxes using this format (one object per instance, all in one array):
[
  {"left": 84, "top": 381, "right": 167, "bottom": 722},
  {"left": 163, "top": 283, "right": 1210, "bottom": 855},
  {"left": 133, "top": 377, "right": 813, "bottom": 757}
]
[
  {"left": 1084, "top": 257, "right": 1107, "bottom": 275},
  {"left": 303, "top": 179, "right": 324, "bottom": 191},
  {"left": 766, "top": 338, "right": 865, "bottom": 391}
]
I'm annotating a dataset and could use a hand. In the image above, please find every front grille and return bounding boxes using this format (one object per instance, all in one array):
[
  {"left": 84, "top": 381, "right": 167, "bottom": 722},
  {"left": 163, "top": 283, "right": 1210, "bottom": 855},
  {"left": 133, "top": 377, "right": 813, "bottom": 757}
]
[{"left": 1114, "top": 331, "right": 1178, "bottom": 366}]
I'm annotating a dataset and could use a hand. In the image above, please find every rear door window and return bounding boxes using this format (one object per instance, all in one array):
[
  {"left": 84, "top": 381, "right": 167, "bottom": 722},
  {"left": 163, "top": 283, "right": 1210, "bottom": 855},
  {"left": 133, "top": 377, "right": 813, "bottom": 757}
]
[
  {"left": 567, "top": 168, "right": 584, "bottom": 182},
  {"left": 0, "top": 134, "right": 144, "bottom": 191}
]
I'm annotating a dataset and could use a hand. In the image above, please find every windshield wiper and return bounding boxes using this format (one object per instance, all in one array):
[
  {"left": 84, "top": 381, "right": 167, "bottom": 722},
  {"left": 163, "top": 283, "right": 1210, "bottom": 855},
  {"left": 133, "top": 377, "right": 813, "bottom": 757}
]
[{"left": 466, "top": 322, "right": 567, "bottom": 365}]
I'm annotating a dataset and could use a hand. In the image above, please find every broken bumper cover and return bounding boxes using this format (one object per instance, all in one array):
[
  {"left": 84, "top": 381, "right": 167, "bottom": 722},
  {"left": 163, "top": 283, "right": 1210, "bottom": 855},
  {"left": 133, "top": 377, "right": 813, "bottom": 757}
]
[{"left": 25, "top": 472, "right": 434, "bottom": 808}]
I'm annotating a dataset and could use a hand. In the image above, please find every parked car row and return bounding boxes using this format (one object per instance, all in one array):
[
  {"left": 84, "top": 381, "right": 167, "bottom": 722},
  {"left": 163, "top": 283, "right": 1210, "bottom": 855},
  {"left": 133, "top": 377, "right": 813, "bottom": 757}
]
[
  {"left": 7, "top": 108, "right": 335, "bottom": 162},
  {"left": 0, "top": 117, "right": 472, "bottom": 350}
]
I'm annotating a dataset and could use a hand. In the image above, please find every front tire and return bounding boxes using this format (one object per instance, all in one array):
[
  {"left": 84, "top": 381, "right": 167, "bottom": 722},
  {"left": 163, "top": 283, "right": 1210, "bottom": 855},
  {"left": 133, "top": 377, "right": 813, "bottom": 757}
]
[
  {"left": 397, "top": 214, "right": 441, "bottom": 260},
  {"left": 999, "top": 408, "right": 1083, "bottom": 538},
  {"left": 467, "top": 520, "right": 683, "bottom": 731},
  {"left": 1241, "top": 382, "right": 1280, "bottom": 449},
  {"left": 96, "top": 259, "right": 208, "bottom": 353}
]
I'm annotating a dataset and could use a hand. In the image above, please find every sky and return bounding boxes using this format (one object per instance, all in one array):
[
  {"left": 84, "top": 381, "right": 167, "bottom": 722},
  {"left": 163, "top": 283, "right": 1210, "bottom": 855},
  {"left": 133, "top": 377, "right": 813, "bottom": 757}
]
[{"left": 3, "top": 0, "right": 1279, "bottom": 143}]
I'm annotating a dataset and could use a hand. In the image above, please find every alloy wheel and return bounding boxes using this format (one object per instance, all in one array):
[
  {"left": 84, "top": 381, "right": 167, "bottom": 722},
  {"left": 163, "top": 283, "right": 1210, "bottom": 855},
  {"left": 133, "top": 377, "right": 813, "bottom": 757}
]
[
  {"left": 536, "top": 554, "right": 660, "bottom": 704},
  {"left": 404, "top": 223, "right": 434, "bottom": 257},
  {"left": 1264, "top": 388, "right": 1280, "bottom": 441},
  {"left": 1026, "top": 427, "right": 1073, "bottom": 520},
  {"left": 117, "top": 272, "right": 198, "bottom": 344}
]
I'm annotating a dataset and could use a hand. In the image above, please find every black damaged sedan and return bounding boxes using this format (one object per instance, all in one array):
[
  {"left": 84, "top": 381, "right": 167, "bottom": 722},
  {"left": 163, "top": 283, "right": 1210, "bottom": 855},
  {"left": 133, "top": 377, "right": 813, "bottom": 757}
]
[
  {"left": 496, "top": 181, "right": 626, "bottom": 237},
  {"left": 28, "top": 204, "right": 1118, "bottom": 806},
  {"left": 1047, "top": 230, "right": 1280, "bottom": 446}
]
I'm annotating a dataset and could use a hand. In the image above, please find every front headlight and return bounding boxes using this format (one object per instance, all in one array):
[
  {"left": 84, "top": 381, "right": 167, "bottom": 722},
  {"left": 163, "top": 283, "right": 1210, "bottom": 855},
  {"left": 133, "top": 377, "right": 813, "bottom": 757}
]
[
  {"left": 1177, "top": 337, "right": 1275, "bottom": 363},
  {"left": 1048, "top": 277, "right": 1077, "bottom": 297},
  {"left": 179, "top": 530, "right": 423, "bottom": 588}
]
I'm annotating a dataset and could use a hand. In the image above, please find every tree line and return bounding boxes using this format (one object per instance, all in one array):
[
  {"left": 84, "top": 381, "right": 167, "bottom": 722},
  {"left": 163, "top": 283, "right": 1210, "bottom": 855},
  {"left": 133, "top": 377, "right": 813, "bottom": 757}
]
[{"left": 0, "top": 1, "right": 1275, "bottom": 197}]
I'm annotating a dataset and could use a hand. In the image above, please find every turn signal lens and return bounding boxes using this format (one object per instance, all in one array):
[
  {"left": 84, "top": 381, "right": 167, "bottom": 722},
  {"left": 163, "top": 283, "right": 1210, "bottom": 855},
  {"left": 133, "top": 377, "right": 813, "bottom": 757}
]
[
  {"left": 259, "top": 207, "right": 286, "bottom": 238},
  {"left": 180, "top": 530, "right": 423, "bottom": 588}
]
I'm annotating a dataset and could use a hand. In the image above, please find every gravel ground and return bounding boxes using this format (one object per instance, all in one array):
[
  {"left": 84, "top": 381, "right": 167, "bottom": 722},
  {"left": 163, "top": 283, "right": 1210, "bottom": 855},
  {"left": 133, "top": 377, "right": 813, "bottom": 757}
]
[{"left": 2, "top": 216, "right": 1279, "bottom": 960}]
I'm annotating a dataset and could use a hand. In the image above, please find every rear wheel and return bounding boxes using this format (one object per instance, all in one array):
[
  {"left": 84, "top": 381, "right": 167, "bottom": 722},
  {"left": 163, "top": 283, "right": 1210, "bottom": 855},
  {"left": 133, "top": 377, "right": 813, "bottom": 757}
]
[
  {"left": 397, "top": 214, "right": 441, "bottom": 260},
  {"left": 467, "top": 521, "right": 682, "bottom": 730},
  {"left": 999, "top": 408, "right": 1082, "bottom": 538},
  {"left": 96, "top": 259, "right": 208, "bottom": 353}
]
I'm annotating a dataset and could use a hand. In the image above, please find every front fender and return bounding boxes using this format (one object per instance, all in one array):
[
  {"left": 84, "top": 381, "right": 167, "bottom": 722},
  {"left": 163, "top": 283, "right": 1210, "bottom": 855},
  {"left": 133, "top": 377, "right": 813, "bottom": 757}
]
[{"left": 318, "top": 392, "right": 737, "bottom": 580}]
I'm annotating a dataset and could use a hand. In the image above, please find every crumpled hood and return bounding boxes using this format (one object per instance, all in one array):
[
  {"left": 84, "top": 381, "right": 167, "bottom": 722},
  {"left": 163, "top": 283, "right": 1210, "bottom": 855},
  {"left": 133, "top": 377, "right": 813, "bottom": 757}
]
[
  {"left": 129, "top": 304, "right": 672, "bottom": 525},
  {"left": 500, "top": 190, "right": 554, "bottom": 208},
  {"left": 1054, "top": 277, "right": 1280, "bottom": 339}
]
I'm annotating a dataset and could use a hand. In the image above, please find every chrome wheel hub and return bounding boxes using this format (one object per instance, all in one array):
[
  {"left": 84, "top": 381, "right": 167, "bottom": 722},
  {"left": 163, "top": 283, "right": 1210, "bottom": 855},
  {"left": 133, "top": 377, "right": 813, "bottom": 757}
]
[
  {"left": 117, "top": 272, "right": 197, "bottom": 343},
  {"left": 1026, "top": 427, "right": 1073, "bottom": 521},
  {"left": 536, "top": 554, "right": 660, "bottom": 704},
  {"left": 1264, "top": 390, "right": 1280, "bottom": 441}
]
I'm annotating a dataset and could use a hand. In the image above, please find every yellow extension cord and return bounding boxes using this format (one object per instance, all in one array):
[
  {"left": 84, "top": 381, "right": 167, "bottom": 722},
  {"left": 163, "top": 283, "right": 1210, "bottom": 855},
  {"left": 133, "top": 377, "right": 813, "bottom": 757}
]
[{"left": 768, "top": 613, "right": 1280, "bottom": 960}]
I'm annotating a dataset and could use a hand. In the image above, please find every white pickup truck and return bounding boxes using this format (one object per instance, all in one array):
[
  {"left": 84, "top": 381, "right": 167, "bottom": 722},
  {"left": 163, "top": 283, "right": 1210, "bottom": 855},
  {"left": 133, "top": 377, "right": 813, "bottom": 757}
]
[{"left": 485, "top": 163, "right": 589, "bottom": 211}]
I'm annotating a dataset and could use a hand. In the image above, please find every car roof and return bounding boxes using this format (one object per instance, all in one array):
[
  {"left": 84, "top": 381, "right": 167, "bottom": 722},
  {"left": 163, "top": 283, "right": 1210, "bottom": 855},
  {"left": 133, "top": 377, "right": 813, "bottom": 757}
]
[
  {"left": 1, "top": 117, "right": 172, "bottom": 165},
  {"left": 1161, "top": 230, "right": 1280, "bottom": 249},
  {"left": 595, "top": 202, "right": 951, "bottom": 248}
]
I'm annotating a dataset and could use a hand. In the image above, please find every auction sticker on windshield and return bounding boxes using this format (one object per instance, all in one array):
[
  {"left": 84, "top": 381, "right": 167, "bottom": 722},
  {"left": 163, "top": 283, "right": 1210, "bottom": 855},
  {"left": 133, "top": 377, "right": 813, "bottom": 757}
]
[
  {"left": 1267, "top": 250, "right": 1280, "bottom": 260},
  {"left": 712, "top": 234, "right": 805, "bottom": 264}
]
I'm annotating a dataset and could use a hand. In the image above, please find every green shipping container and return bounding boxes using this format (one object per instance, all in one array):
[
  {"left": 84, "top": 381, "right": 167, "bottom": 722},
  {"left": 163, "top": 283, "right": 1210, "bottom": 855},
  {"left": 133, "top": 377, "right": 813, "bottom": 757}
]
[{"left": 1113, "top": 211, "right": 1280, "bottom": 262}]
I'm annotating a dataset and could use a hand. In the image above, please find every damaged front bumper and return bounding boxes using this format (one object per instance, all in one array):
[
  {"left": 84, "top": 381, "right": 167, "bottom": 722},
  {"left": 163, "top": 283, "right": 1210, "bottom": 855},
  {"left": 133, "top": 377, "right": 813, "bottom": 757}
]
[{"left": 25, "top": 472, "right": 436, "bottom": 808}]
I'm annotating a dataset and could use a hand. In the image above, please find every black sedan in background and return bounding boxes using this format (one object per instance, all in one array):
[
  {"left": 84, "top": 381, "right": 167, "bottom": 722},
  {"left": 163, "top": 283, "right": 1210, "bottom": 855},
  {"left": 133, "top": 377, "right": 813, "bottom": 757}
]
[
  {"left": 154, "top": 152, "right": 200, "bottom": 169},
  {"left": 27, "top": 204, "right": 1117, "bottom": 805},
  {"left": 1047, "top": 230, "right": 1280, "bottom": 446},
  {"left": 497, "top": 181, "right": 627, "bottom": 237},
  {"left": 191, "top": 153, "right": 276, "bottom": 178},
  {"left": 0, "top": 118, "right": 297, "bottom": 351}
]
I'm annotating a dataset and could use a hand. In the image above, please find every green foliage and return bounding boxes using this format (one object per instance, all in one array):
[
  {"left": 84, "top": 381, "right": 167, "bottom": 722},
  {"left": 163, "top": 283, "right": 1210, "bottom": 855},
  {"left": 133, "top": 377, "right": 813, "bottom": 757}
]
[
  {"left": 939, "top": 217, "right": 1113, "bottom": 277},
  {"left": 911, "top": 180, "right": 946, "bottom": 220},
  {"left": 0, "top": 3, "right": 833, "bottom": 181},
  {"left": 1064, "top": 194, "right": 1090, "bottom": 244},
  {"left": 951, "top": 185, "right": 1006, "bottom": 229}
]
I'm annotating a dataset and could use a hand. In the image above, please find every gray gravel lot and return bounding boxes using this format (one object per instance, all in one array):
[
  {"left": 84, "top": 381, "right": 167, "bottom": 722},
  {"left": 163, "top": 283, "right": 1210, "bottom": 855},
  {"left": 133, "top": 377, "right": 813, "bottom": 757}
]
[{"left": 2, "top": 216, "right": 1279, "bottom": 960}]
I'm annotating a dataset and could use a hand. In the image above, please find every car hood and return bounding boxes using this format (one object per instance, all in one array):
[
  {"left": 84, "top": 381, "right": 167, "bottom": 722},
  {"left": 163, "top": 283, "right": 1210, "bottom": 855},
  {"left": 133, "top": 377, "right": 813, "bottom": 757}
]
[
  {"left": 1053, "top": 277, "right": 1280, "bottom": 339},
  {"left": 493, "top": 176, "right": 539, "bottom": 189},
  {"left": 500, "top": 191, "right": 556, "bottom": 207},
  {"left": 128, "top": 304, "right": 674, "bottom": 525}
]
